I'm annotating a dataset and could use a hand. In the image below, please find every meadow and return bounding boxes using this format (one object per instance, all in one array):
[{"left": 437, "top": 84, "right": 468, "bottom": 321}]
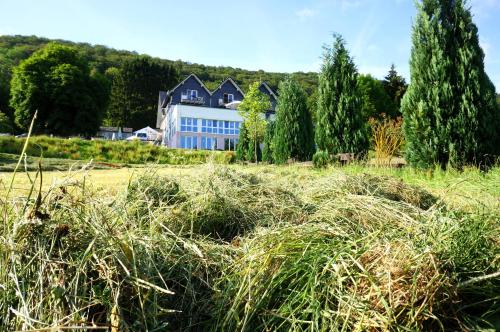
[
  {"left": 0, "top": 157, "right": 498, "bottom": 331},
  {"left": 0, "top": 136, "right": 236, "bottom": 166}
]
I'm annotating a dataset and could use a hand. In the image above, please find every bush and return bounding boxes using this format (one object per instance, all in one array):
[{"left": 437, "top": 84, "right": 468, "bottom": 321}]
[
  {"left": 312, "top": 150, "right": 329, "bottom": 168},
  {"left": 369, "top": 116, "right": 404, "bottom": 165}
]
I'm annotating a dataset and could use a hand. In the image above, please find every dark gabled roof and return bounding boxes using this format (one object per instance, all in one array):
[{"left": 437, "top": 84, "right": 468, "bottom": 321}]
[
  {"left": 259, "top": 82, "right": 278, "bottom": 100},
  {"left": 213, "top": 77, "right": 245, "bottom": 96},
  {"left": 167, "top": 74, "right": 278, "bottom": 101},
  {"left": 169, "top": 73, "right": 213, "bottom": 95}
]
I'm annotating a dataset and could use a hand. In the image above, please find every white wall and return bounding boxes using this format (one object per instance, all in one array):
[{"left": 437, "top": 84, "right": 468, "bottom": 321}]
[{"left": 176, "top": 104, "right": 243, "bottom": 122}]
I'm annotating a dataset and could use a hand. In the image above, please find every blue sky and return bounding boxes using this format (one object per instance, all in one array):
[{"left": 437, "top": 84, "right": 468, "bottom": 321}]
[{"left": 1, "top": 0, "right": 499, "bottom": 88}]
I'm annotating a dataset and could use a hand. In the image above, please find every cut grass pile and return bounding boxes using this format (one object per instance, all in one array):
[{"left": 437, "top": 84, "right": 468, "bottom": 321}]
[
  {"left": 0, "top": 135, "right": 236, "bottom": 165},
  {"left": 0, "top": 163, "right": 498, "bottom": 331}
]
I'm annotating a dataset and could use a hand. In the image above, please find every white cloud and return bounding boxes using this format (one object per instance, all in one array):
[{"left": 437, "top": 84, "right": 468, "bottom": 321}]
[{"left": 295, "top": 8, "right": 316, "bottom": 21}]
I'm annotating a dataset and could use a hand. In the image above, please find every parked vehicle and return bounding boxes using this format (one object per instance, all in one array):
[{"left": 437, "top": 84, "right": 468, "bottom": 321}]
[{"left": 126, "top": 132, "right": 148, "bottom": 141}]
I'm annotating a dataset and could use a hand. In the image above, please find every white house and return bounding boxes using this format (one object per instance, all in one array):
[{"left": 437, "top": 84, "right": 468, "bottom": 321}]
[{"left": 156, "top": 74, "right": 277, "bottom": 150}]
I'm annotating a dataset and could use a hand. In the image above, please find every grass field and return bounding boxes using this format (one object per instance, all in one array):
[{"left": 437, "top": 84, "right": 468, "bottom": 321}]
[
  {"left": 1, "top": 158, "right": 499, "bottom": 331},
  {"left": 0, "top": 135, "right": 236, "bottom": 165}
]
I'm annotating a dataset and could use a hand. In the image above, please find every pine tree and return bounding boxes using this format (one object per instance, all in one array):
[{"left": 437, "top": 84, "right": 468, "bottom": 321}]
[
  {"left": 382, "top": 64, "right": 408, "bottom": 111},
  {"left": 262, "top": 120, "right": 275, "bottom": 163},
  {"left": 273, "top": 76, "right": 315, "bottom": 164},
  {"left": 402, "top": 0, "right": 499, "bottom": 168},
  {"left": 315, "top": 34, "right": 368, "bottom": 155}
]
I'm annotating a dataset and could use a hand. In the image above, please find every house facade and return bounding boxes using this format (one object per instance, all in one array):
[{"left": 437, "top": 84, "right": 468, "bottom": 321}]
[{"left": 157, "top": 74, "right": 277, "bottom": 150}]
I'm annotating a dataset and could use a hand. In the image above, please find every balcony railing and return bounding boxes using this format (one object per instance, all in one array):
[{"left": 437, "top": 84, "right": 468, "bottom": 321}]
[{"left": 181, "top": 94, "right": 204, "bottom": 105}]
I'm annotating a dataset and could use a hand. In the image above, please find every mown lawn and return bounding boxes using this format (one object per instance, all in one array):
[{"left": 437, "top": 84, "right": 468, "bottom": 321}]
[{"left": 1, "top": 159, "right": 498, "bottom": 331}]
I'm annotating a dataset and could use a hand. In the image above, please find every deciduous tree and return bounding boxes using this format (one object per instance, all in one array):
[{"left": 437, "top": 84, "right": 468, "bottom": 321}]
[
  {"left": 0, "top": 111, "right": 12, "bottom": 133},
  {"left": 10, "top": 43, "right": 108, "bottom": 136},
  {"left": 358, "top": 74, "right": 397, "bottom": 120},
  {"left": 238, "top": 81, "right": 271, "bottom": 163}
]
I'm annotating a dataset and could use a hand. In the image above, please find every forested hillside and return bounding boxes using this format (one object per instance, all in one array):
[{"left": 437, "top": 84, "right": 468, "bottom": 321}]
[
  {"left": 0, "top": 35, "right": 319, "bottom": 90},
  {"left": 0, "top": 35, "right": 319, "bottom": 132}
]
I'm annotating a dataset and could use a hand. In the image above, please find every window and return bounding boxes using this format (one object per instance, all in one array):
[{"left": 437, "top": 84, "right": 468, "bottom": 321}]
[
  {"left": 180, "top": 117, "right": 198, "bottom": 132},
  {"left": 201, "top": 136, "right": 218, "bottom": 150},
  {"left": 223, "top": 93, "right": 234, "bottom": 104},
  {"left": 223, "top": 121, "right": 241, "bottom": 135},
  {"left": 186, "top": 89, "right": 198, "bottom": 99},
  {"left": 180, "top": 135, "right": 198, "bottom": 149},
  {"left": 224, "top": 138, "right": 238, "bottom": 151}
]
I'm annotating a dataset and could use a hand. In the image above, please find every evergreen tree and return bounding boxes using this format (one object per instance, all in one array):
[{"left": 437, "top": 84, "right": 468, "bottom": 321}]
[
  {"left": 402, "top": 0, "right": 499, "bottom": 168},
  {"left": 273, "top": 76, "right": 315, "bottom": 164},
  {"left": 236, "top": 121, "right": 250, "bottom": 161},
  {"left": 315, "top": 34, "right": 368, "bottom": 155},
  {"left": 382, "top": 64, "right": 408, "bottom": 111},
  {"left": 106, "top": 56, "right": 178, "bottom": 129},
  {"left": 262, "top": 120, "right": 275, "bottom": 163}
]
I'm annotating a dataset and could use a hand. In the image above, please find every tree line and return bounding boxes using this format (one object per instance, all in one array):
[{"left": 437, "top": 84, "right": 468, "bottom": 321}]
[
  {"left": 236, "top": 0, "right": 499, "bottom": 169},
  {"left": 0, "top": 35, "right": 319, "bottom": 134},
  {"left": 0, "top": 35, "right": 404, "bottom": 136}
]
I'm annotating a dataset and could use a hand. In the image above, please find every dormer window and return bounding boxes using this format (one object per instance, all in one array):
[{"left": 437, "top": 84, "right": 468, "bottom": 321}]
[
  {"left": 223, "top": 93, "right": 234, "bottom": 104},
  {"left": 187, "top": 89, "right": 198, "bottom": 99}
]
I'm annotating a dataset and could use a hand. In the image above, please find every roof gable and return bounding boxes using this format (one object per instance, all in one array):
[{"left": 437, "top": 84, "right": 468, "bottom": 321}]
[
  {"left": 170, "top": 73, "right": 212, "bottom": 95},
  {"left": 259, "top": 82, "right": 278, "bottom": 100},
  {"left": 213, "top": 77, "right": 245, "bottom": 96}
]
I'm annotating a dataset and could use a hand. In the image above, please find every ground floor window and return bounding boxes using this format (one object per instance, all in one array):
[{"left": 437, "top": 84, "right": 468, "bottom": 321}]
[
  {"left": 201, "top": 136, "right": 217, "bottom": 150},
  {"left": 224, "top": 138, "right": 238, "bottom": 151},
  {"left": 180, "top": 135, "right": 198, "bottom": 149}
]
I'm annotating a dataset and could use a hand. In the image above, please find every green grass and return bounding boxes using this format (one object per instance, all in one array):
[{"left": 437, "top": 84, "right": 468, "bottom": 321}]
[
  {"left": 0, "top": 135, "right": 236, "bottom": 165},
  {"left": 0, "top": 161, "right": 498, "bottom": 331}
]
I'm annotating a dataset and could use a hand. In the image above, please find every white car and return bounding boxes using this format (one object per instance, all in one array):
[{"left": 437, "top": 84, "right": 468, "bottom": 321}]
[{"left": 126, "top": 132, "right": 148, "bottom": 141}]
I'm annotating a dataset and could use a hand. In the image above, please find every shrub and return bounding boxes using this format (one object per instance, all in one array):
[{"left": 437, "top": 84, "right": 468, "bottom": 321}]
[
  {"left": 312, "top": 150, "right": 329, "bottom": 168},
  {"left": 369, "top": 116, "right": 404, "bottom": 165}
]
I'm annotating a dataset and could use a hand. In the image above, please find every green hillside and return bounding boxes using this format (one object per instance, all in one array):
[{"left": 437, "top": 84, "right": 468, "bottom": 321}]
[{"left": 0, "top": 35, "right": 318, "bottom": 94}]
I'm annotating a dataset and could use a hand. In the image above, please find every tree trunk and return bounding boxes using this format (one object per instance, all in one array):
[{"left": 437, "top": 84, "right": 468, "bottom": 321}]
[{"left": 254, "top": 126, "right": 258, "bottom": 164}]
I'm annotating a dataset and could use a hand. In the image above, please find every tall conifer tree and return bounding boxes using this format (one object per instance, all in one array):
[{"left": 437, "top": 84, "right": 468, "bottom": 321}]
[
  {"left": 236, "top": 121, "right": 250, "bottom": 161},
  {"left": 273, "top": 76, "right": 315, "bottom": 164},
  {"left": 315, "top": 35, "right": 368, "bottom": 155},
  {"left": 402, "top": 0, "right": 499, "bottom": 168},
  {"left": 262, "top": 120, "right": 275, "bottom": 163}
]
